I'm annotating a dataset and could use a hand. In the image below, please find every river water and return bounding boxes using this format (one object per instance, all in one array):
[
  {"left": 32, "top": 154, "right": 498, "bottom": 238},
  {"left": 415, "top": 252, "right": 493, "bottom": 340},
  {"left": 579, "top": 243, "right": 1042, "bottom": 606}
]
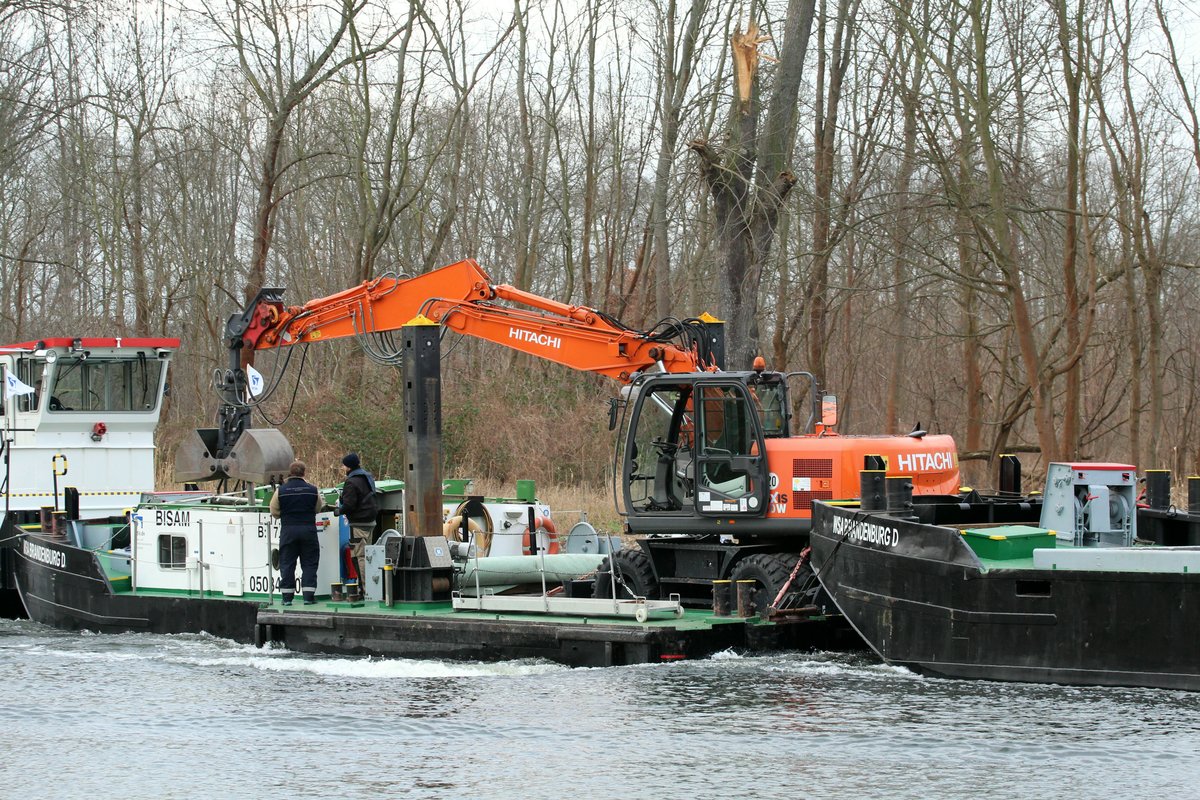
[{"left": 1, "top": 617, "right": 1197, "bottom": 799}]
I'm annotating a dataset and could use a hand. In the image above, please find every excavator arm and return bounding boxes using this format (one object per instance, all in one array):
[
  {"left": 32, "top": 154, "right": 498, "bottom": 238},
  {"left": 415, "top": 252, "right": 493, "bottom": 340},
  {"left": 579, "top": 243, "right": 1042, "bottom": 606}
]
[
  {"left": 238, "top": 259, "right": 703, "bottom": 381},
  {"left": 178, "top": 258, "right": 720, "bottom": 484}
]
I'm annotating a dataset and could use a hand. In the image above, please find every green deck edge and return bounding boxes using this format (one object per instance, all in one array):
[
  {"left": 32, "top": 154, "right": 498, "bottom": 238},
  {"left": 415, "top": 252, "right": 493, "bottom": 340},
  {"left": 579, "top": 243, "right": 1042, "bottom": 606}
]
[{"left": 108, "top": 586, "right": 802, "bottom": 629}]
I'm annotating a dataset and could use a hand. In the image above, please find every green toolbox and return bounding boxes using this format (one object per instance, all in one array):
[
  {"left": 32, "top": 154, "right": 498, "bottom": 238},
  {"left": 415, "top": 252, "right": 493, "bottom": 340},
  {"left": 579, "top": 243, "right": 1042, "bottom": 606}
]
[{"left": 961, "top": 525, "right": 1057, "bottom": 560}]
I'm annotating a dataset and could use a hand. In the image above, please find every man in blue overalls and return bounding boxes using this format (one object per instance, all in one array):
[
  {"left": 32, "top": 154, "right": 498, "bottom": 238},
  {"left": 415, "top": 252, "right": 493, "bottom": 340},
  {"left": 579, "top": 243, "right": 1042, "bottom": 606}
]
[{"left": 270, "top": 460, "right": 323, "bottom": 605}]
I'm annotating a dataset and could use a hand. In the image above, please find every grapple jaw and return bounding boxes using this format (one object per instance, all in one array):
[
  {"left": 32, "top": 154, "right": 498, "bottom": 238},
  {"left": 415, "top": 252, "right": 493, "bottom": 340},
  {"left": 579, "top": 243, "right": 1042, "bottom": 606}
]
[{"left": 174, "top": 427, "right": 294, "bottom": 485}]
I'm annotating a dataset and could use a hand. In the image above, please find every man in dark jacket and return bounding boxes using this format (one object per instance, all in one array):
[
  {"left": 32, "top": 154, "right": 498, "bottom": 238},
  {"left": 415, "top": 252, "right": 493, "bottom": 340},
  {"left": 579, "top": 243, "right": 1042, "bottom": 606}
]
[
  {"left": 339, "top": 452, "right": 378, "bottom": 598},
  {"left": 270, "top": 460, "right": 323, "bottom": 606}
]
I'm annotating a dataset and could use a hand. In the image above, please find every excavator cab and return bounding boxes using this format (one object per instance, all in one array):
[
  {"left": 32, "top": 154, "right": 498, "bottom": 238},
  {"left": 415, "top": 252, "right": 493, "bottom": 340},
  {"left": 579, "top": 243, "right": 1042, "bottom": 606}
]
[{"left": 619, "top": 373, "right": 770, "bottom": 533}]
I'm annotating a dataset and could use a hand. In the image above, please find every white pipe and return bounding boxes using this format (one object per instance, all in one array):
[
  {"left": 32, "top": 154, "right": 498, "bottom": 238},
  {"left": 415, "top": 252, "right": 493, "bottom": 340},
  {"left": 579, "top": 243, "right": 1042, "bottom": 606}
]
[{"left": 458, "top": 553, "right": 605, "bottom": 587}]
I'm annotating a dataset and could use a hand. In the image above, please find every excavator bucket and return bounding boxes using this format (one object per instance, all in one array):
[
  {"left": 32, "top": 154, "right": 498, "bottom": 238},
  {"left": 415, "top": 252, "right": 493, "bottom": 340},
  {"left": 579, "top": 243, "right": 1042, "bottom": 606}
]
[{"left": 174, "top": 427, "right": 294, "bottom": 485}]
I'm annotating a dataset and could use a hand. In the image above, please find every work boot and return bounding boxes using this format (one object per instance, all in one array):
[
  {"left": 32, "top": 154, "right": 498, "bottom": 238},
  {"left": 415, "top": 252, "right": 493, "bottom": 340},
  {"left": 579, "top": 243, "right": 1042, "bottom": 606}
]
[
  {"left": 281, "top": 592, "right": 294, "bottom": 606},
  {"left": 302, "top": 590, "right": 316, "bottom": 605}
]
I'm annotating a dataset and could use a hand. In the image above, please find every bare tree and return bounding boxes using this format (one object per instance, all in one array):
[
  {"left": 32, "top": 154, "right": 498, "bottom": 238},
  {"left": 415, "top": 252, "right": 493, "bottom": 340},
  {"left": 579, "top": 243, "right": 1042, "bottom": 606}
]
[
  {"left": 198, "top": 0, "right": 399, "bottom": 301},
  {"left": 689, "top": 0, "right": 817, "bottom": 370}
]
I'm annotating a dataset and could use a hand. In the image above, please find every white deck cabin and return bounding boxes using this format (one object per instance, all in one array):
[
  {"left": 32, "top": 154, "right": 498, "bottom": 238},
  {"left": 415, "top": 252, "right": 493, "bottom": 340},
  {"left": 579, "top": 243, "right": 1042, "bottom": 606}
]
[{"left": 1, "top": 336, "right": 176, "bottom": 518}]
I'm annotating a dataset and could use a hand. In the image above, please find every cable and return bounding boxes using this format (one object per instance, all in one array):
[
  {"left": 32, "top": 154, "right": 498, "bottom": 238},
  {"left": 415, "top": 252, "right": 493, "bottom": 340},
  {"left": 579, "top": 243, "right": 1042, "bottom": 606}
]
[{"left": 254, "top": 344, "right": 311, "bottom": 427}]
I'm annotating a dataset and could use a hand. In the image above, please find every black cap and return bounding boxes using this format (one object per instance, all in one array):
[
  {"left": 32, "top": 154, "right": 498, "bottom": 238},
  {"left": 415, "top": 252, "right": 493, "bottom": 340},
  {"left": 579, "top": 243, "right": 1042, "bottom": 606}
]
[{"left": 342, "top": 452, "right": 360, "bottom": 470}]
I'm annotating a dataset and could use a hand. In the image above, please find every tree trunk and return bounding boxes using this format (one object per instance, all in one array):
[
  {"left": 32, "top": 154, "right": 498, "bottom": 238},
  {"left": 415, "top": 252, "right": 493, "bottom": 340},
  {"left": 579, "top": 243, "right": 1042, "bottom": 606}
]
[{"left": 690, "top": 0, "right": 816, "bottom": 370}]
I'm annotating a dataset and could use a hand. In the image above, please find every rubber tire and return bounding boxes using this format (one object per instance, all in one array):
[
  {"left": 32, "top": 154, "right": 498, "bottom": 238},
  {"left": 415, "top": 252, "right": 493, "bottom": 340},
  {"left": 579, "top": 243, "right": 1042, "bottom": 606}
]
[
  {"left": 593, "top": 547, "right": 660, "bottom": 600},
  {"left": 728, "top": 552, "right": 801, "bottom": 616}
]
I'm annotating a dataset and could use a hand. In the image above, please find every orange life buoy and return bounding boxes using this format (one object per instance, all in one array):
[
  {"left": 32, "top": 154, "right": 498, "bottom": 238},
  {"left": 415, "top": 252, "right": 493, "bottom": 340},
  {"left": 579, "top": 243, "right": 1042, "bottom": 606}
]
[{"left": 522, "top": 515, "right": 559, "bottom": 555}]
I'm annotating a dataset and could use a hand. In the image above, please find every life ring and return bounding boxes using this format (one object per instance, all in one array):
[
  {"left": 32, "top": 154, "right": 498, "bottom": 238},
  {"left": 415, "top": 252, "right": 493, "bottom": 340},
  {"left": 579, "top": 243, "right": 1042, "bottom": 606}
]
[
  {"left": 443, "top": 515, "right": 491, "bottom": 555},
  {"left": 522, "top": 515, "right": 559, "bottom": 555}
]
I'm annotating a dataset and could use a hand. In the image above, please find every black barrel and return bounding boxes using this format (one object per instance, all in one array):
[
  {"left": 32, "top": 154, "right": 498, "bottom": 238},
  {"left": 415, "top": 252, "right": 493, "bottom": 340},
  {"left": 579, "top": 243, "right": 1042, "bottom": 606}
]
[
  {"left": 712, "top": 579, "right": 732, "bottom": 617},
  {"left": 860, "top": 470, "right": 887, "bottom": 512},
  {"left": 1145, "top": 470, "right": 1171, "bottom": 511}
]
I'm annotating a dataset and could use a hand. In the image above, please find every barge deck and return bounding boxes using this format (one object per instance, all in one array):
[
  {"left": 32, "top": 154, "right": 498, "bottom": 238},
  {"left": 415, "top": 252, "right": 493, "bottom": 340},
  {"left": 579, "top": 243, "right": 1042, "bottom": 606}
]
[{"left": 8, "top": 528, "right": 841, "bottom": 667}]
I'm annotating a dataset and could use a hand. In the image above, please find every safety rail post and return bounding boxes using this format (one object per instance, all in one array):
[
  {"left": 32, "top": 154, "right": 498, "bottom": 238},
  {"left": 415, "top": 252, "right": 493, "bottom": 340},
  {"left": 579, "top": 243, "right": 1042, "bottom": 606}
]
[
  {"left": 197, "top": 520, "right": 205, "bottom": 597},
  {"left": 472, "top": 528, "right": 482, "bottom": 610},
  {"left": 130, "top": 510, "right": 138, "bottom": 592}
]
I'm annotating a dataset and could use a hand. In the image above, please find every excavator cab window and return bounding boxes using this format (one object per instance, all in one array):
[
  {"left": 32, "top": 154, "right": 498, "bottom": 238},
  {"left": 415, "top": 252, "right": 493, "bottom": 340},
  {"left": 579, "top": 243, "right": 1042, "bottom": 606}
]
[
  {"left": 750, "top": 377, "right": 788, "bottom": 437},
  {"left": 623, "top": 385, "right": 694, "bottom": 512},
  {"left": 693, "top": 381, "right": 768, "bottom": 517},
  {"left": 622, "top": 377, "right": 768, "bottom": 519}
]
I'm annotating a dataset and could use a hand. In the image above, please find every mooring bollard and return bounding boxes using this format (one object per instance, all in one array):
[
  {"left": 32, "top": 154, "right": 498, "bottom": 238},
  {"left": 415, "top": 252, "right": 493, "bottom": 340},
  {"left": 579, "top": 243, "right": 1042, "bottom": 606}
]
[
  {"left": 712, "top": 579, "right": 732, "bottom": 617},
  {"left": 886, "top": 476, "right": 914, "bottom": 515},
  {"left": 735, "top": 579, "right": 756, "bottom": 617},
  {"left": 383, "top": 564, "right": 395, "bottom": 607},
  {"left": 860, "top": 470, "right": 886, "bottom": 512},
  {"left": 999, "top": 454, "right": 1022, "bottom": 495},
  {"left": 1145, "top": 470, "right": 1171, "bottom": 511}
]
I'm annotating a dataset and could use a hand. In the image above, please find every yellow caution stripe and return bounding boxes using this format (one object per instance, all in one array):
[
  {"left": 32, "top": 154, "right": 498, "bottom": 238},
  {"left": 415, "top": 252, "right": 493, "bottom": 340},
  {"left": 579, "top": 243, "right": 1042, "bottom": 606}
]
[{"left": 6, "top": 490, "right": 142, "bottom": 497}]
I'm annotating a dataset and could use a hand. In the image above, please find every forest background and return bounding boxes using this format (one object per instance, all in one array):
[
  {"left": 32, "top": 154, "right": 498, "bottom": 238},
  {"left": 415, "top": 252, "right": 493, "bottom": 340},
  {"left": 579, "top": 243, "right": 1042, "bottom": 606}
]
[{"left": 3, "top": 0, "right": 1200, "bottom": 528}]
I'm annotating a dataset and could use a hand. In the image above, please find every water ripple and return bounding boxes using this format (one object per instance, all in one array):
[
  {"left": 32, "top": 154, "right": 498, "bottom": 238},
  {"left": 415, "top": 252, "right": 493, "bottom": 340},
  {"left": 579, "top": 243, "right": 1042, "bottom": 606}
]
[{"left": 0, "top": 620, "right": 1198, "bottom": 798}]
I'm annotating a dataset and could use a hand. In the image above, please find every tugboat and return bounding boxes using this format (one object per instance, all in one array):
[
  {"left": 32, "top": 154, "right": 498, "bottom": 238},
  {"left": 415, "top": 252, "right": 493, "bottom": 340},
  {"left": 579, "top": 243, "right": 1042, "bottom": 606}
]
[
  {"left": 0, "top": 336, "right": 180, "bottom": 616},
  {"left": 809, "top": 457, "right": 1200, "bottom": 690}
]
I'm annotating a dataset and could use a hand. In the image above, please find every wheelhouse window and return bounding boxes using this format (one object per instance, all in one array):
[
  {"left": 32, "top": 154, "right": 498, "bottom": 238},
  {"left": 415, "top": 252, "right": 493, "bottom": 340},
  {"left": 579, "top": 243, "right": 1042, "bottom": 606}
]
[
  {"left": 49, "top": 356, "right": 164, "bottom": 412},
  {"left": 157, "top": 535, "right": 187, "bottom": 569},
  {"left": 12, "top": 356, "right": 44, "bottom": 413}
]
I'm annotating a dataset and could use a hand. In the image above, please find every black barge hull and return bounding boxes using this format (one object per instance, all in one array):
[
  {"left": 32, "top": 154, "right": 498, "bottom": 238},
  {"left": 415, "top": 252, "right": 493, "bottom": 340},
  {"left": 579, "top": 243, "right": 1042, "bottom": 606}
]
[
  {"left": 810, "top": 503, "right": 1200, "bottom": 690},
  {"left": 9, "top": 533, "right": 824, "bottom": 667}
]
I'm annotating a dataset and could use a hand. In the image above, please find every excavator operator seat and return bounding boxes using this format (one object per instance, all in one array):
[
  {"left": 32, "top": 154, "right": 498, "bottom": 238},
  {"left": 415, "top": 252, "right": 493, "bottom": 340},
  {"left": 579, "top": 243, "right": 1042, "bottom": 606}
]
[{"left": 651, "top": 451, "right": 680, "bottom": 510}]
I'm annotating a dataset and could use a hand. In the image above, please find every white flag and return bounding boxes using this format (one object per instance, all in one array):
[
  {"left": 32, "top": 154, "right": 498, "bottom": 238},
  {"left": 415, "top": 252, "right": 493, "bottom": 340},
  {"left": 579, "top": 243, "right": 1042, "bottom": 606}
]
[
  {"left": 5, "top": 372, "right": 35, "bottom": 398},
  {"left": 245, "top": 364, "right": 265, "bottom": 397}
]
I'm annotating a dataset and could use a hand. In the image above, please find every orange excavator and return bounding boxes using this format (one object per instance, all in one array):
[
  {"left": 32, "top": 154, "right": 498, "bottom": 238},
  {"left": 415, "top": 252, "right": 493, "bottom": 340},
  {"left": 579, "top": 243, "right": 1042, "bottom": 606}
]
[{"left": 177, "top": 258, "right": 962, "bottom": 608}]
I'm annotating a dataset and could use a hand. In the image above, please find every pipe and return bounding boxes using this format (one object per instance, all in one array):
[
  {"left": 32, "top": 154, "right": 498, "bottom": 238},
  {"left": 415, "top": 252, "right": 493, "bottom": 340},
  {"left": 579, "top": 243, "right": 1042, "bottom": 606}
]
[{"left": 457, "top": 553, "right": 606, "bottom": 587}]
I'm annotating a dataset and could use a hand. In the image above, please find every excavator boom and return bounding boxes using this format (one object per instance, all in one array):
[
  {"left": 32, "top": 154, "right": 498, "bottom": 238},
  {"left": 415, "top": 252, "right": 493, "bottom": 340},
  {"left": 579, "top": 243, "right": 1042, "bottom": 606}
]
[
  {"left": 241, "top": 259, "right": 703, "bottom": 382},
  {"left": 179, "top": 258, "right": 718, "bottom": 484}
]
